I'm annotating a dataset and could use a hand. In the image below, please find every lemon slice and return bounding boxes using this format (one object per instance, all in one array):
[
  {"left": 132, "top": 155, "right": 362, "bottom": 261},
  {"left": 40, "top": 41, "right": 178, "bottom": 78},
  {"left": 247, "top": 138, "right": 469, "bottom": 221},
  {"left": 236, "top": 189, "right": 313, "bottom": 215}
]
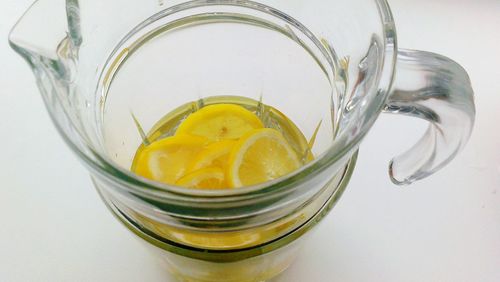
[
  {"left": 133, "top": 135, "right": 207, "bottom": 184},
  {"left": 175, "top": 104, "right": 264, "bottom": 141},
  {"left": 187, "top": 140, "right": 236, "bottom": 172},
  {"left": 227, "top": 128, "right": 301, "bottom": 188},
  {"left": 176, "top": 167, "right": 226, "bottom": 189}
]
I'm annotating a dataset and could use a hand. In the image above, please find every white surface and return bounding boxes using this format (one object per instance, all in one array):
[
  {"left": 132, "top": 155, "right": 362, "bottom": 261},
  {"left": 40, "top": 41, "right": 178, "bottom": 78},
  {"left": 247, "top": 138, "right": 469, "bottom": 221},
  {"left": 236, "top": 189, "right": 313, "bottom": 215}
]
[{"left": 1, "top": 0, "right": 499, "bottom": 281}]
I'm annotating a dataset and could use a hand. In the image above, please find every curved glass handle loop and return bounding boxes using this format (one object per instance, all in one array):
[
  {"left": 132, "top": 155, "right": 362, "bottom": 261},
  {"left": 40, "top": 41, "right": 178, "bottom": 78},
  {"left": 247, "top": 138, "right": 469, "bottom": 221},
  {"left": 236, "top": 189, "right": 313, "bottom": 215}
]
[{"left": 384, "top": 49, "right": 475, "bottom": 185}]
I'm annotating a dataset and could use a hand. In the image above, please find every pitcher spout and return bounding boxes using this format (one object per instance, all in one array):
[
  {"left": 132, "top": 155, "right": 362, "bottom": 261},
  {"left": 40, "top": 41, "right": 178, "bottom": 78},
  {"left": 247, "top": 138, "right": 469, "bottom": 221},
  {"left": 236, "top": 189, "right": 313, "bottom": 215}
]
[
  {"left": 9, "top": 0, "right": 81, "bottom": 85},
  {"left": 9, "top": 0, "right": 97, "bottom": 160}
]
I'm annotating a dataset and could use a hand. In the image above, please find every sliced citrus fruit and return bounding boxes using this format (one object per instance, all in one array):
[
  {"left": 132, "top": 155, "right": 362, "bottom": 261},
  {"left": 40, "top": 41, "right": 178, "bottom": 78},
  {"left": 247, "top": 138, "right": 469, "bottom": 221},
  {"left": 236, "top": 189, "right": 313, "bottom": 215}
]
[
  {"left": 175, "top": 104, "right": 264, "bottom": 141},
  {"left": 133, "top": 135, "right": 207, "bottom": 184},
  {"left": 187, "top": 139, "right": 236, "bottom": 172},
  {"left": 176, "top": 167, "right": 226, "bottom": 189},
  {"left": 227, "top": 128, "right": 301, "bottom": 188}
]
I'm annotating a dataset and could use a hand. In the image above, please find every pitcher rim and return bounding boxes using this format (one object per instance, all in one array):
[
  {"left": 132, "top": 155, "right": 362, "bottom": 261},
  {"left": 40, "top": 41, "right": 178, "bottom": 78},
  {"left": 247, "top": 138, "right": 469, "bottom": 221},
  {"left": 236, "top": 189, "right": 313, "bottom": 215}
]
[{"left": 10, "top": 0, "right": 397, "bottom": 200}]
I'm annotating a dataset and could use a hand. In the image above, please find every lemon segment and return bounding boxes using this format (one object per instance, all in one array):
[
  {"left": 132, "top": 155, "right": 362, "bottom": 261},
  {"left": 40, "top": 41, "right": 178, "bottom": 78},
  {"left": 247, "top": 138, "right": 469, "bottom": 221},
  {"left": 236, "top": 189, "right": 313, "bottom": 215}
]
[
  {"left": 176, "top": 167, "right": 227, "bottom": 189},
  {"left": 227, "top": 128, "right": 301, "bottom": 188},
  {"left": 175, "top": 104, "right": 264, "bottom": 141},
  {"left": 187, "top": 140, "right": 236, "bottom": 172},
  {"left": 133, "top": 135, "right": 207, "bottom": 184}
]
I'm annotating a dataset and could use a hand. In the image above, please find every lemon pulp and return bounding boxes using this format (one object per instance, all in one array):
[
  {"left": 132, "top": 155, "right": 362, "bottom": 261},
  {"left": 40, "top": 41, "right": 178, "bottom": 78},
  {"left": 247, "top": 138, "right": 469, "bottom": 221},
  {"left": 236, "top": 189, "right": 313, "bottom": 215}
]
[
  {"left": 129, "top": 96, "right": 317, "bottom": 250},
  {"left": 131, "top": 96, "right": 313, "bottom": 189},
  {"left": 227, "top": 128, "right": 301, "bottom": 187}
]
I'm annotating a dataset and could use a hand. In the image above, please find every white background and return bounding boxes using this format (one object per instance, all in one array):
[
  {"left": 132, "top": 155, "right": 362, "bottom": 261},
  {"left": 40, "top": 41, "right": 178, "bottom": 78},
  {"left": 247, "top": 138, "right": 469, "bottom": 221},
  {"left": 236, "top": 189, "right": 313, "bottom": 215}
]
[{"left": 1, "top": 0, "right": 499, "bottom": 281}]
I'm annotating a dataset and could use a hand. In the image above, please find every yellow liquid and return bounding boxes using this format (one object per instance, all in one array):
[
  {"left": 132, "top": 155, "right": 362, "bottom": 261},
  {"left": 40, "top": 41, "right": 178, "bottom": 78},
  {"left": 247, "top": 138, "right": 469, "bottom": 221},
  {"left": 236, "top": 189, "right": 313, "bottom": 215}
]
[
  {"left": 128, "top": 96, "right": 317, "bottom": 250},
  {"left": 131, "top": 96, "right": 313, "bottom": 188}
]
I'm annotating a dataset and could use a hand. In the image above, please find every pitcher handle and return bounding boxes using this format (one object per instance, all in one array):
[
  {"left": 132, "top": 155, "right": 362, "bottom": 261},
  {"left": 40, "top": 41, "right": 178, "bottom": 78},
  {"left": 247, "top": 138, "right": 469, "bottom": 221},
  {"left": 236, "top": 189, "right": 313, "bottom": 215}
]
[{"left": 383, "top": 49, "right": 475, "bottom": 185}]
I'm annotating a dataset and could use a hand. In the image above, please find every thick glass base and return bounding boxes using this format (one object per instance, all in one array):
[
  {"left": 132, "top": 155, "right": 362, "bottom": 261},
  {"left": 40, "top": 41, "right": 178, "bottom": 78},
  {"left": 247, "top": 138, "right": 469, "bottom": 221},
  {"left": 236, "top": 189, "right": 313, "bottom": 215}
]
[{"left": 94, "top": 153, "right": 356, "bottom": 282}]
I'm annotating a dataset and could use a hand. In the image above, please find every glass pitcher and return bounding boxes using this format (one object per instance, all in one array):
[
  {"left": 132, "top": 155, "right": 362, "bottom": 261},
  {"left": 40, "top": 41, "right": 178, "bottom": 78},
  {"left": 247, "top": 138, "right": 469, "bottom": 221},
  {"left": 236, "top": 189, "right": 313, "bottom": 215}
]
[{"left": 10, "top": 0, "right": 475, "bottom": 281}]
